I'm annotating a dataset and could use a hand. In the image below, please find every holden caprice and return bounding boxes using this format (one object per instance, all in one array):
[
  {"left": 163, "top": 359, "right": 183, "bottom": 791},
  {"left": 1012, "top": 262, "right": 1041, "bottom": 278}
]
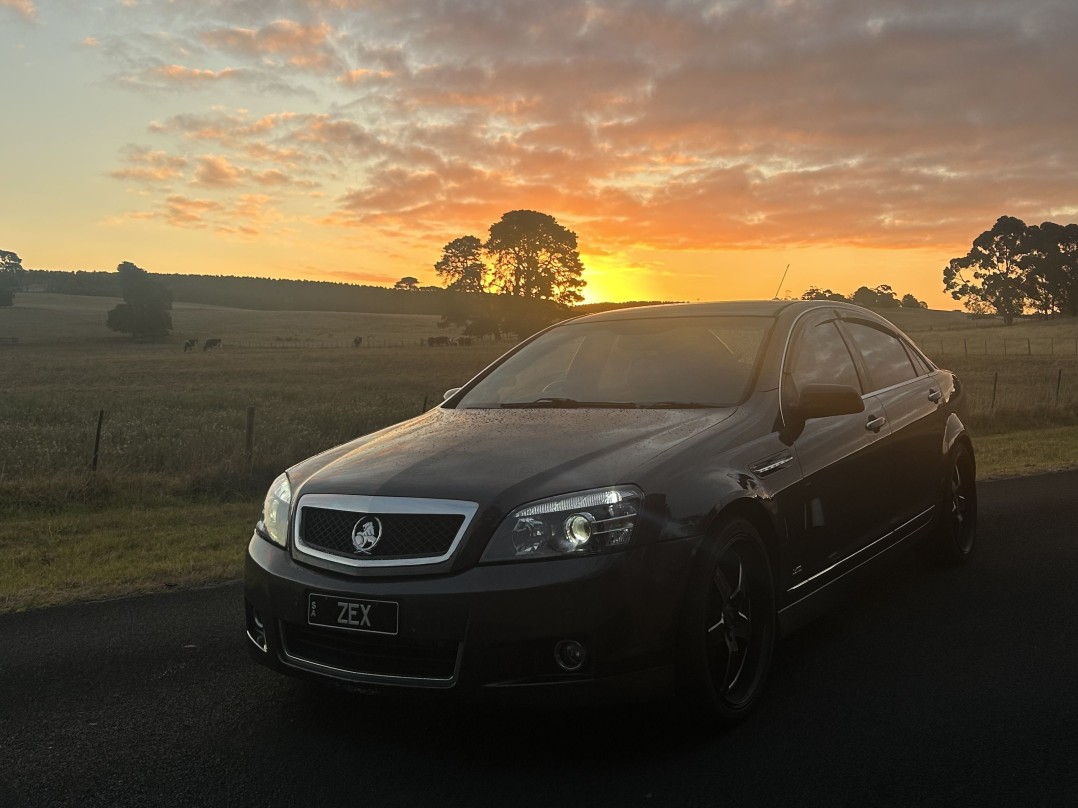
[{"left": 245, "top": 300, "right": 976, "bottom": 724}]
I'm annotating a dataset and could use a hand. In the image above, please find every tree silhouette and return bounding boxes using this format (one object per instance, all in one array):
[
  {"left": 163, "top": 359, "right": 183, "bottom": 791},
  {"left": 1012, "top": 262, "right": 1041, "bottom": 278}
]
[
  {"left": 434, "top": 236, "right": 487, "bottom": 293},
  {"left": 0, "top": 249, "right": 25, "bottom": 307},
  {"left": 486, "top": 210, "right": 585, "bottom": 305},
  {"left": 394, "top": 276, "right": 420, "bottom": 291},
  {"left": 800, "top": 286, "right": 848, "bottom": 302},
  {"left": 1026, "top": 221, "right": 1078, "bottom": 317},
  {"left": 850, "top": 285, "right": 900, "bottom": 308},
  {"left": 439, "top": 293, "right": 565, "bottom": 340},
  {"left": 106, "top": 261, "right": 173, "bottom": 340},
  {"left": 944, "top": 216, "right": 1033, "bottom": 325},
  {"left": 901, "top": 293, "right": 927, "bottom": 309}
]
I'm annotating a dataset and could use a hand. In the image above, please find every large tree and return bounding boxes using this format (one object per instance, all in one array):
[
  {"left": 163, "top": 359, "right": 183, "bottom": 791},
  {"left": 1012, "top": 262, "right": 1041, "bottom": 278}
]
[
  {"left": 485, "top": 210, "right": 586, "bottom": 305},
  {"left": 944, "top": 216, "right": 1034, "bottom": 325},
  {"left": 0, "top": 249, "right": 25, "bottom": 307},
  {"left": 106, "top": 261, "right": 173, "bottom": 340},
  {"left": 1026, "top": 221, "right": 1078, "bottom": 317},
  {"left": 434, "top": 236, "right": 487, "bottom": 293}
]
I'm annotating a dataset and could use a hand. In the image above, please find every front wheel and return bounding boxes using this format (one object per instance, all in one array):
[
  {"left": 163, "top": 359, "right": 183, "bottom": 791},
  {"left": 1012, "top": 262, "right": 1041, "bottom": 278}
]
[
  {"left": 679, "top": 518, "right": 776, "bottom": 726},
  {"left": 931, "top": 443, "right": 977, "bottom": 565}
]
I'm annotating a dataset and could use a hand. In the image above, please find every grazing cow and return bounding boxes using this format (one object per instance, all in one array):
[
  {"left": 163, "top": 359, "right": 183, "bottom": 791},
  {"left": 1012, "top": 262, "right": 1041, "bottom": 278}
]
[
  {"left": 457, "top": 336, "right": 472, "bottom": 346},
  {"left": 183, "top": 339, "right": 198, "bottom": 352},
  {"left": 353, "top": 336, "right": 363, "bottom": 348},
  {"left": 427, "top": 336, "right": 450, "bottom": 347},
  {"left": 203, "top": 338, "right": 222, "bottom": 351}
]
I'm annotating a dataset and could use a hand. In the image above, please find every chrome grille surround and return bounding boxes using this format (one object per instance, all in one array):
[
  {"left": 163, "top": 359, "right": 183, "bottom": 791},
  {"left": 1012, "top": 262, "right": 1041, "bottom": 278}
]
[{"left": 292, "top": 494, "right": 479, "bottom": 568}]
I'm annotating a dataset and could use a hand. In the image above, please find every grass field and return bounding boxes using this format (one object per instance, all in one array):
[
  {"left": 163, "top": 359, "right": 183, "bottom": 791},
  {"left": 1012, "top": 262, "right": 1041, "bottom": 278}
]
[{"left": 2, "top": 293, "right": 1077, "bottom": 612}]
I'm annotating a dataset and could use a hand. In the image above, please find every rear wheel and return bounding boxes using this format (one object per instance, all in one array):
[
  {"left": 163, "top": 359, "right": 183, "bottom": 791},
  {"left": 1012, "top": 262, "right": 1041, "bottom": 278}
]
[
  {"left": 931, "top": 443, "right": 977, "bottom": 565},
  {"left": 680, "top": 518, "right": 775, "bottom": 726}
]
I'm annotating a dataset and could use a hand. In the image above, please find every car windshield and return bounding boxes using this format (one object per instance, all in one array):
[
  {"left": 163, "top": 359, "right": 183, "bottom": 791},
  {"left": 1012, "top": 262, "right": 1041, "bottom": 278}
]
[{"left": 454, "top": 315, "right": 774, "bottom": 409}]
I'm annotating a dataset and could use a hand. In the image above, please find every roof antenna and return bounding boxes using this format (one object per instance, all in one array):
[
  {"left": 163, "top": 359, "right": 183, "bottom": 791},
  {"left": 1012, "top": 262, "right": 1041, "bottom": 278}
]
[{"left": 773, "top": 264, "right": 790, "bottom": 300}]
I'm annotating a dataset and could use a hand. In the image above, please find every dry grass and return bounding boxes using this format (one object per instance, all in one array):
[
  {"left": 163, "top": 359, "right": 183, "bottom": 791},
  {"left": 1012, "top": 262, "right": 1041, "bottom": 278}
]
[
  {"left": 0, "top": 501, "right": 254, "bottom": 613},
  {"left": 0, "top": 294, "right": 506, "bottom": 510}
]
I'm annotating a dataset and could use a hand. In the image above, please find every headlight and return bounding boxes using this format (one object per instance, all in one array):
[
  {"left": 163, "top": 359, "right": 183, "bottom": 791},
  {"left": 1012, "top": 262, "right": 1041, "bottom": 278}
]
[
  {"left": 256, "top": 473, "right": 292, "bottom": 548},
  {"left": 481, "top": 486, "right": 642, "bottom": 562}
]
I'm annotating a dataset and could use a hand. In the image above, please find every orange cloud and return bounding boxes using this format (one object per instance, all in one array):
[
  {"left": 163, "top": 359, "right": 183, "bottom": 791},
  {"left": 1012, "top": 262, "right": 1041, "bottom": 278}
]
[
  {"left": 160, "top": 195, "right": 223, "bottom": 228},
  {"left": 192, "top": 155, "right": 245, "bottom": 188},
  {"left": 109, "top": 146, "right": 187, "bottom": 184},
  {"left": 200, "top": 19, "right": 341, "bottom": 72},
  {"left": 0, "top": 0, "right": 35, "bottom": 21},
  {"left": 155, "top": 65, "right": 243, "bottom": 84},
  {"left": 337, "top": 68, "right": 394, "bottom": 86}
]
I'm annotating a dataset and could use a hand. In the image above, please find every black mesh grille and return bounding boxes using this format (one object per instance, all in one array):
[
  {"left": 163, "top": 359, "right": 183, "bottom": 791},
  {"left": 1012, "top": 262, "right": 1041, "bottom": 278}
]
[
  {"left": 282, "top": 623, "right": 458, "bottom": 680},
  {"left": 299, "top": 507, "right": 465, "bottom": 560}
]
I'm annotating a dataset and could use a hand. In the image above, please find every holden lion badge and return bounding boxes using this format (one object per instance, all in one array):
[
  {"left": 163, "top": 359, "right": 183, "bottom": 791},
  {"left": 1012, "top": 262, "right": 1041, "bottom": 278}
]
[{"left": 351, "top": 516, "right": 383, "bottom": 554}]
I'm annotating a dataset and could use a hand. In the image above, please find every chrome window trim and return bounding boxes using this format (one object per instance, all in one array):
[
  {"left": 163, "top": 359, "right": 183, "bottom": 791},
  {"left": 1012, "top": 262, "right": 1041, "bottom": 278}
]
[{"left": 292, "top": 494, "right": 479, "bottom": 568}]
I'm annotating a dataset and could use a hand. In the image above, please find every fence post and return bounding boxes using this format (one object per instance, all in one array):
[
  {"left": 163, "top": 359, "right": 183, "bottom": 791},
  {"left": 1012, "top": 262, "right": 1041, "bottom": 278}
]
[
  {"left": 991, "top": 372, "right": 998, "bottom": 412},
  {"left": 91, "top": 409, "right": 105, "bottom": 472},
  {"left": 1057, "top": 369, "right": 1064, "bottom": 407},
  {"left": 963, "top": 338, "right": 967, "bottom": 355},
  {"left": 246, "top": 406, "right": 256, "bottom": 466},
  {"left": 1004, "top": 340, "right": 1008, "bottom": 357},
  {"left": 1027, "top": 337, "right": 1031, "bottom": 355}
]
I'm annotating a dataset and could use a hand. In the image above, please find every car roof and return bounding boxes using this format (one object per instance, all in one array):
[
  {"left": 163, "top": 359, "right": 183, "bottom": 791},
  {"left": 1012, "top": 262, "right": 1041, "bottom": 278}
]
[{"left": 567, "top": 299, "right": 877, "bottom": 323}]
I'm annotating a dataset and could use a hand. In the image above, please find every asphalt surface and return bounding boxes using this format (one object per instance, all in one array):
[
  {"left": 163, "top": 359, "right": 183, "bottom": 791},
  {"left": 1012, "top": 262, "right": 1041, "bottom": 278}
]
[{"left": 2, "top": 471, "right": 1077, "bottom": 808}]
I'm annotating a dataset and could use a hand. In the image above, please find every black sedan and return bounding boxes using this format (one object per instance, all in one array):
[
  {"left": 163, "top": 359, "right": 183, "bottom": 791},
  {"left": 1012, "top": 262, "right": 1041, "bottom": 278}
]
[{"left": 244, "top": 300, "right": 976, "bottom": 724}]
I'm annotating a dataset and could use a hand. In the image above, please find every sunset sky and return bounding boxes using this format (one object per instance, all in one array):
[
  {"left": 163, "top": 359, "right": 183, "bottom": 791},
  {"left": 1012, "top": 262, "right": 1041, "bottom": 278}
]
[{"left": 3, "top": 0, "right": 1077, "bottom": 307}]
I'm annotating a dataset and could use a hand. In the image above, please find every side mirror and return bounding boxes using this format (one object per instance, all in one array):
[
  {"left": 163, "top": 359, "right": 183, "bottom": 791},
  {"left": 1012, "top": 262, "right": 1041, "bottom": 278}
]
[
  {"left": 791, "top": 384, "right": 864, "bottom": 420},
  {"left": 443, "top": 387, "right": 462, "bottom": 402}
]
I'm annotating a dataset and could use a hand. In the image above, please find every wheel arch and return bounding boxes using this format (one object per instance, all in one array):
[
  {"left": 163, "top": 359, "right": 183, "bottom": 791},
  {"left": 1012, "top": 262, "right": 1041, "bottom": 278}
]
[
  {"left": 943, "top": 412, "right": 975, "bottom": 463},
  {"left": 705, "top": 495, "right": 782, "bottom": 588}
]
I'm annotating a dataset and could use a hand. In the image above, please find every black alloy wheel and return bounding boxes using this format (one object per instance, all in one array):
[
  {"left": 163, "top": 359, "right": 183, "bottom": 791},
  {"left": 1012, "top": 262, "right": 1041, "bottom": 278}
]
[
  {"left": 682, "top": 518, "right": 775, "bottom": 726},
  {"left": 934, "top": 443, "right": 977, "bottom": 564}
]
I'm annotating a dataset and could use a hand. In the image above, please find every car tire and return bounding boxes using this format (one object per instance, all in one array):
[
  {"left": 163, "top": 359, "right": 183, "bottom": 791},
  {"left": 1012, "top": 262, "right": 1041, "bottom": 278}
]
[
  {"left": 930, "top": 442, "right": 977, "bottom": 565},
  {"left": 678, "top": 517, "right": 776, "bottom": 727}
]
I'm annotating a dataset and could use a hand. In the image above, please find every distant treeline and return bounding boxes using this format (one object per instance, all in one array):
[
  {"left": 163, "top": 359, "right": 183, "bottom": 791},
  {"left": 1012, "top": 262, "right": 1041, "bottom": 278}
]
[
  {"left": 24, "top": 269, "right": 679, "bottom": 316},
  {"left": 25, "top": 270, "right": 479, "bottom": 316}
]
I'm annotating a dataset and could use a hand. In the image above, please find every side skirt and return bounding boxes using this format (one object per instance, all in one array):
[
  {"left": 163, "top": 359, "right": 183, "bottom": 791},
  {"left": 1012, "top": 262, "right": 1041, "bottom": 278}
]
[{"left": 776, "top": 508, "right": 935, "bottom": 638}]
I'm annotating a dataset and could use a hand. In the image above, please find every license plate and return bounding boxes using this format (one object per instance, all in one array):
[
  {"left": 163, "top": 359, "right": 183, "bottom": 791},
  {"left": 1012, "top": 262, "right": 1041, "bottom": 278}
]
[{"left": 307, "top": 593, "right": 399, "bottom": 635}]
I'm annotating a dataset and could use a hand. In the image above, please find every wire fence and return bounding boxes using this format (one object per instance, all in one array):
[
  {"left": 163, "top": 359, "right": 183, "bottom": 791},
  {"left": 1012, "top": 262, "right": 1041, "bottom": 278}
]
[
  {"left": 922, "top": 335, "right": 1078, "bottom": 357},
  {"left": 68, "top": 368, "right": 1076, "bottom": 474},
  {"left": 219, "top": 336, "right": 516, "bottom": 350}
]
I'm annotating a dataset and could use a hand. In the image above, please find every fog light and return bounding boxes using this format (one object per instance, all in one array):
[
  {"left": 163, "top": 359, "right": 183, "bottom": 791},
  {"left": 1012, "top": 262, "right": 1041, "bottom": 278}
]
[
  {"left": 246, "top": 603, "right": 268, "bottom": 653},
  {"left": 554, "top": 639, "right": 587, "bottom": 672}
]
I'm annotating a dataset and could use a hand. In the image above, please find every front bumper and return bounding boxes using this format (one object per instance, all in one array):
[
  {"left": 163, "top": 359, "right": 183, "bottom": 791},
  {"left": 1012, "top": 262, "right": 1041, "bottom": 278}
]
[{"left": 244, "top": 532, "right": 702, "bottom": 699}]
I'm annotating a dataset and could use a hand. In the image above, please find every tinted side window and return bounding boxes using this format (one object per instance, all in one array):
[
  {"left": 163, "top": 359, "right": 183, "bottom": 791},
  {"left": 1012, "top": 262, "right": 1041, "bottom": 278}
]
[
  {"left": 786, "top": 318, "right": 862, "bottom": 399},
  {"left": 905, "top": 342, "right": 933, "bottom": 376},
  {"left": 844, "top": 322, "right": 918, "bottom": 392}
]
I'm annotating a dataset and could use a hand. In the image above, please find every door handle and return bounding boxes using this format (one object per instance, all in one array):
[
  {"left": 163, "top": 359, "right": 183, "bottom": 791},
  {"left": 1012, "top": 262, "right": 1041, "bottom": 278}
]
[
  {"left": 865, "top": 415, "right": 886, "bottom": 433},
  {"left": 927, "top": 388, "right": 942, "bottom": 403}
]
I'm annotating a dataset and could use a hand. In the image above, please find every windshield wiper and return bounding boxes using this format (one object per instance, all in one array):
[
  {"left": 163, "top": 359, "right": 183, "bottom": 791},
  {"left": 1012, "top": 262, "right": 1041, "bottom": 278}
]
[
  {"left": 501, "top": 398, "right": 639, "bottom": 409},
  {"left": 642, "top": 401, "right": 723, "bottom": 409}
]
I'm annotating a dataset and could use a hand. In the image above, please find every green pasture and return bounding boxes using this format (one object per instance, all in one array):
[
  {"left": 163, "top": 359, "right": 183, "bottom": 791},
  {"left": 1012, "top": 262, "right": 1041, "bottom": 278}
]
[{"left": 1, "top": 293, "right": 1077, "bottom": 612}]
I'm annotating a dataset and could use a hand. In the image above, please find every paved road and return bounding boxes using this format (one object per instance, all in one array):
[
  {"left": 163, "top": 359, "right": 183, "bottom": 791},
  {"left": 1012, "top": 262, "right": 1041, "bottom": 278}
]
[{"left": 3, "top": 471, "right": 1077, "bottom": 808}]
